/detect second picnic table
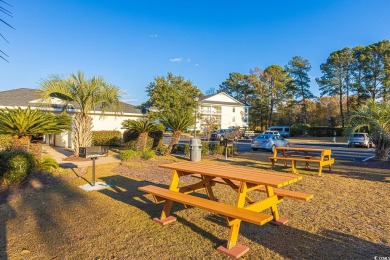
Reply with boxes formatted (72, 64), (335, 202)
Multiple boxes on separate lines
(269, 147), (335, 176)
(138, 161), (313, 258)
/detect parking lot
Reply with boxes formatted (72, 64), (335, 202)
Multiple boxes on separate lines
(170, 137), (384, 162)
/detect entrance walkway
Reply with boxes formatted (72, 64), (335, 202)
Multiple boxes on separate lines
(42, 145), (121, 168)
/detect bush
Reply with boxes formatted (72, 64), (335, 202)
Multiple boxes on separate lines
(119, 150), (141, 161)
(201, 142), (210, 156)
(141, 150), (156, 160)
(123, 128), (164, 151)
(157, 144), (169, 155)
(308, 127), (344, 137)
(211, 143), (224, 155)
(38, 156), (59, 172)
(184, 144), (190, 157)
(0, 134), (12, 152)
(0, 151), (35, 185)
(290, 124), (310, 137)
(92, 131), (122, 146)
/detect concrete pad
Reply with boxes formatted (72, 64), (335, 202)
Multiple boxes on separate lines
(217, 243), (249, 259)
(79, 182), (111, 191)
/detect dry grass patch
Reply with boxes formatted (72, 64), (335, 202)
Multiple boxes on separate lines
(0, 155), (389, 259)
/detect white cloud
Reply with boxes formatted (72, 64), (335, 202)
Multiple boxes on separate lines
(169, 57), (192, 63)
(150, 34), (158, 38)
(170, 57), (183, 63)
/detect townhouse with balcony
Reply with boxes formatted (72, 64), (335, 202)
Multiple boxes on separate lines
(197, 92), (249, 131)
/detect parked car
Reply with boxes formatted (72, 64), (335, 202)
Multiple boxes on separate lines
(347, 133), (373, 148)
(210, 129), (234, 141)
(251, 134), (290, 152)
(267, 126), (290, 137)
(263, 130), (280, 136)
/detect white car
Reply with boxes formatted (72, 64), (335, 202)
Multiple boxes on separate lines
(251, 134), (290, 152)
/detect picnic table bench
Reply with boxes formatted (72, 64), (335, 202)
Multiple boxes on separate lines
(269, 147), (335, 176)
(138, 162), (313, 259)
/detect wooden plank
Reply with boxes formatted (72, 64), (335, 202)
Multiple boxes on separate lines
(139, 185), (274, 226)
(159, 162), (301, 188)
(190, 174), (313, 201)
(256, 186), (313, 201)
(275, 147), (330, 153)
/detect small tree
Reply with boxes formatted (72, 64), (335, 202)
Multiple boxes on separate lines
(347, 99), (390, 161)
(161, 112), (194, 156)
(202, 116), (219, 140)
(122, 119), (156, 151)
(40, 71), (121, 156)
(0, 107), (71, 152)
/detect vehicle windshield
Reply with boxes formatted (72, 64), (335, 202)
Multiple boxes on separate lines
(352, 134), (366, 138)
(255, 135), (271, 139)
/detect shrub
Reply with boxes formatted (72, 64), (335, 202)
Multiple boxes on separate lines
(92, 131), (122, 146)
(141, 150), (156, 160)
(157, 144), (169, 155)
(211, 143), (224, 155)
(0, 134), (12, 152)
(290, 124), (310, 137)
(123, 128), (164, 150)
(119, 150), (141, 161)
(0, 151), (35, 185)
(38, 156), (59, 172)
(201, 142), (210, 156)
(184, 144), (190, 157)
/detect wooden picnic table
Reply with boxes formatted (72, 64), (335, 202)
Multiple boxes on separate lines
(138, 161), (313, 259)
(269, 147), (335, 176)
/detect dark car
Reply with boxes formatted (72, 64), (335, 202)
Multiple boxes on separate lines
(347, 133), (373, 148)
(210, 129), (234, 141)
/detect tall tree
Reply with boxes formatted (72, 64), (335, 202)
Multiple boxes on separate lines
(361, 41), (388, 100)
(0, 107), (71, 152)
(316, 49), (351, 127)
(146, 73), (202, 154)
(351, 46), (369, 106)
(40, 71), (121, 156)
(285, 56), (314, 124)
(261, 65), (291, 127)
(219, 72), (254, 104)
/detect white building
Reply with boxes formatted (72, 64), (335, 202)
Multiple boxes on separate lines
(0, 88), (145, 148)
(197, 92), (249, 131)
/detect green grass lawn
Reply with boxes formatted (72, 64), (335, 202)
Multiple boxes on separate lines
(1, 155), (389, 259)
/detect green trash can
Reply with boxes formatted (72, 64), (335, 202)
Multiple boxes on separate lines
(190, 138), (202, 162)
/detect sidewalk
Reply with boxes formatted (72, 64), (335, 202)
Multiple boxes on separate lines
(42, 145), (121, 168)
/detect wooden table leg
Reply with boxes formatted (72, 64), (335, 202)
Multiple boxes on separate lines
(217, 182), (249, 258)
(266, 186), (288, 226)
(154, 170), (180, 225)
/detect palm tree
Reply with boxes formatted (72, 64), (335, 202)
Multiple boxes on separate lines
(122, 119), (156, 151)
(0, 107), (71, 152)
(161, 112), (194, 156)
(347, 99), (390, 161)
(40, 71), (121, 156)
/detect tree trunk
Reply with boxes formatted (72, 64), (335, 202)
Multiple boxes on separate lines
(73, 113), (93, 157)
(374, 148), (389, 161)
(137, 132), (148, 151)
(164, 130), (181, 156)
(11, 136), (30, 152)
(339, 85), (345, 127)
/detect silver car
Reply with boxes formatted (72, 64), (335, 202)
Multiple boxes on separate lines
(251, 134), (290, 152)
(347, 133), (373, 148)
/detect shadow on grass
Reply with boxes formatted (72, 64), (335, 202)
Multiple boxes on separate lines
(0, 172), (87, 258)
(205, 214), (390, 258)
(336, 161), (390, 183)
(98, 175), (223, 246)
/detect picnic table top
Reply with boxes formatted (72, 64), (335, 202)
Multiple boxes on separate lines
(274, 147), (331, 152)
(159, 162), (302, 188)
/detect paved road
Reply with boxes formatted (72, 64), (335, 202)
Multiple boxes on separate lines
(169, 137), (382, 162)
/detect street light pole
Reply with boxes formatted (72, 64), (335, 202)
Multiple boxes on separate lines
(194, 97), (199, 138)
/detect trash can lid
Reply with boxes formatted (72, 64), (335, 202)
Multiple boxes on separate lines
(190, 138), (201, 145)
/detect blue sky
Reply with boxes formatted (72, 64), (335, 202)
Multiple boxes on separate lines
(1, 0), (390, 105)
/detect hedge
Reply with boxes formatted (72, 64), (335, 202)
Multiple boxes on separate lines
(92, 131), (122, 146)
(123, 129), (164, 151)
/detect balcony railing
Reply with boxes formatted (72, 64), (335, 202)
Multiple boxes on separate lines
(200, 109), (222, 114)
